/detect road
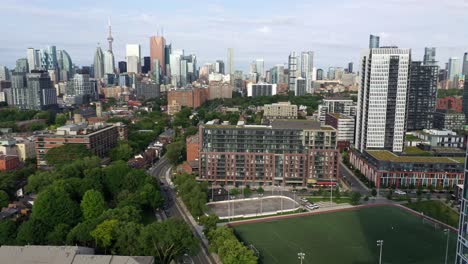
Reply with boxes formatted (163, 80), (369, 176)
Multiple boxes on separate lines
(149, 157), (214, 264)
(339, 161), (369, 194)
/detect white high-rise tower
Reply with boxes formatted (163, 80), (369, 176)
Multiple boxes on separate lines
(355, 47), (411, 153)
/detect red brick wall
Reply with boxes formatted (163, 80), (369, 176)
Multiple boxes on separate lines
(437, 97), (462, 113)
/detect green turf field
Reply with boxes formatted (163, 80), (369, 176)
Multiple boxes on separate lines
(234, 206), (457, 264)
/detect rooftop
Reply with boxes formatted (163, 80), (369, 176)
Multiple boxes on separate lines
(271, 119), (321, 130)
(366, 150), (464, 164)
(327, 112), (353, 119)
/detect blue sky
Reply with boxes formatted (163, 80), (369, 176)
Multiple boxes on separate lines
(1, 0), (468, 71)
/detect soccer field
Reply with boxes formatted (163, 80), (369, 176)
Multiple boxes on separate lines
(234, 206), (457, 264)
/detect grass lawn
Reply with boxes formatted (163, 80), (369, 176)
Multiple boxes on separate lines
(405, 200), (459, 228)
(307, 197), (352, 204)
(234, 206), (457, 264)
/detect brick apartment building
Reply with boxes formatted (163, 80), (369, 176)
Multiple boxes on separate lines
(198, 120), (340, 187)
(436, 96), (462, 113)
(167, 87), (208, 110)
(0, 155), (20, 171)
(35, 123), (119, 167)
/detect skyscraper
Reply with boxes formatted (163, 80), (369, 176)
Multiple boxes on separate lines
(369, 34), (380, 48)
(423, 47), (437, 66)
(118, 61), (127, 74)
(448, 57), (461, 86)
(68, 70), (93, 96)
(256, 58), (264, 79)
(152, 59), (161, 84)
(288, 52), (297, 91)
(316, 69), (323, 80)
(355, 47), (411, 153)
(58, 50), (73, 81)
(295, 77), (306, 96)
(406, 61), (438, 131)
(164, 44), (172, 77)
(463, 52), (468, 76)
(327, 67), (335, 80)
(103, 50), (115, 74)
(0, 66), (10, 81)
(150, 36), (166, 75)
(93, 46), (104, 80)
(27, 48), (39, 72)
(300, 51), (314, 93)
(126, 44), (141, 74)
(142, 56), (151, 74)
(227, 48), (234, 75)
(215, 60), (225, 74)
(169, 49), (183, 87)
(348, 62), (354, 73)
(12, 71), (57, 110)
(15, 58), (29, 73)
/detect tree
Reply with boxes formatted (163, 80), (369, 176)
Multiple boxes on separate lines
(350, 192), (362, 205)
(47, 223), (70, 245)
(199, 214), (219, 235)
(0, 190), (9, 208)
(31, 186), (81, 231)
(54, 113), (67, 126)
(16, 218), (48, 245)
(81, 190), (107, 220)
(45, 144), (93, 167)
(109, 142), (134, 161)
(371, 188), (377, 197)
(243, 186), (252, 198)
(102, 161), (131, 197)
(166, 141), (185, 166)
(91, 219), (119, 253)
(139, 219), (199, 264)
(230, 188), (239, 196)
(113, 221), (144, 255)
(257, 187), (264, 195)
(207, 227), (257, 264)
(0, 220), (17, 245)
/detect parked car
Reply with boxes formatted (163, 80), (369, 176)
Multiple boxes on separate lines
(395, 190), (406, 195)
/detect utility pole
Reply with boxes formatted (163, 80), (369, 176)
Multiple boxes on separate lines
(298, 252), (305, 264)
(377, 240), (384, 264)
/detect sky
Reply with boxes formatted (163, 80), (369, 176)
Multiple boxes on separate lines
(1, 0), (468, 72)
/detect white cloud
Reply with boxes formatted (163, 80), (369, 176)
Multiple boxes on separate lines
(256, 26), (272, 34)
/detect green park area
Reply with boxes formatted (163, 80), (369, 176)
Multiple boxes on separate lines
(405, 200), (459, 228)
(234, 206), (457, 264)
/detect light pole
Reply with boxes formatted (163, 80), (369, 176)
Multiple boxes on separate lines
(377, 240), (384, 264)
(444, 229), (450, 264)
(298, 252), (305, 264)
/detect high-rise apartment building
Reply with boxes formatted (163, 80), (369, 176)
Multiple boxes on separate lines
(406, 61), (438, 131)
(27, 48), (40, 72)
(15, 58), (29, 73)
(348, 62), (354, 73)
(355, 47), (411, 153)
(198, 120), (339, 186)
(448, 57), (461, 85)
(256, 58), (264, 79)
(150, 36), (166, 75)
(288, 52), (297, 91)
(423, 47), (437, 66)
(300, 51), (314, 93)
(93, 46), (104, 80)
(327, 67), (335, 80)
(0, 66), (10, 81)
(369, 34), (380, 48)
(215, 60), (225, 74)
(295, 77), (306, 96)
(463, 52), (468, 77)
(67, 71), (94, 97)
(126, 44), (141, 74)
(227, 48), (234, 75)
(12, 70), (57, 110)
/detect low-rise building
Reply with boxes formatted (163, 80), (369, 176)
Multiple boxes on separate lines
(433, 109), (465, 131)
(437, 96), (462, 113)
(0, 155), (20, 171)
(0, 245), (154, 264)
(186, 134), (199, 162)
(15, 138), (36, 161)
(325, 113), (355, 151)
(349, 149), (464, 188)
(208, 81), (232, 100)
(263, 102), (298, 120)
(35, 123), (119, 167)
(167, 87), (208, 110)
(412, 129), (464, 148)
(198, 120), (339, 187)
(167, 100), (182, 115)
(318, 96), (356, 123)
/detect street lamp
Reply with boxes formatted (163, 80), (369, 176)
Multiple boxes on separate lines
(444, 229), (450, 264)
(298, 252), (305, 264)
(376, 240), (384, 264)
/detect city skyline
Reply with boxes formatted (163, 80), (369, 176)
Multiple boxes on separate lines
(1, 0), (468, 71)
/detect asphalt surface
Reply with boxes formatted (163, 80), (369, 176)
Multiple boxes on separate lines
(149, 157), (213, 264)
(339, 161), (370, 194)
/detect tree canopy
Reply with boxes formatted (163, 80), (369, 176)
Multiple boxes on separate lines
(45, 144), (93, 167)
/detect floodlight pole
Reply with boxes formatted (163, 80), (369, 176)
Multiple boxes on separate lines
(377, 240), (384, 264)
(298, 252), (305, 264)
(444, 229), (450, 264)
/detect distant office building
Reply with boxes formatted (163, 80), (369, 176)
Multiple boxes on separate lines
(318, 96), (357, 123)
(227, 48), (234, 75)
(67, 71), (94, 97)
(0, 66), (10, 81)
(93, 46), (104, 79)
(263, 102), (298, 120)
(103, 50), (115, 74)
(256, 59), (264, 79)
(348, 62), (354, 73)
(423, 47), (437, 66)
(118, 74), (130, 87)
(199, 120), (339, 187)
(448, 57), (461, 86)
(301, 51), (314, 93)
(355, 47), (411, 153)
(247, 82), (277, 97)
(142, 56), (151, 74)
(406, 61), (438, 131)
(126, 44), (141, 73)
(271, 65), (285, 85)
(463, 52), (468, 77)
(136, 79), (160, 100)
(316, 69), (323, 80)
(288, 52), (297, 91)
(164, 44), (172, 76)
(12, 71), (57, 110)
(152, 59), (161, 84)
(215, 60), (225, 74)
(295, 77), (306, 96)
(15, 58), (29, 73)
(27, 48), (40, 72)
(150, 36), (166, 75)
(327, 67), (335, 80)
(118, 61), (127, 73)
(57, 50), (73, 81)
(369, 34), (380, 48)
(433, 109), (465, 131)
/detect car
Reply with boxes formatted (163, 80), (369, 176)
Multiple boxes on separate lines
(395, 190), (406, 195)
